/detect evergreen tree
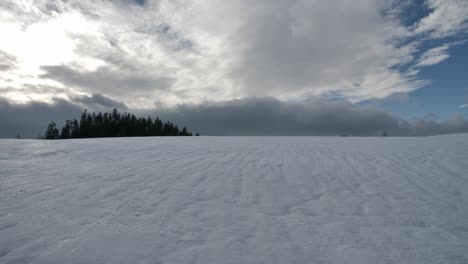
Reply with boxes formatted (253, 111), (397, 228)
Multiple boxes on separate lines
(79, 110), (88, 138)
(61, 120), (71, 139)
(71, 119), (80, 138)
(45, 121), (60, 139)
(45, 109), (193, 139)
(154, 117), (163, 136)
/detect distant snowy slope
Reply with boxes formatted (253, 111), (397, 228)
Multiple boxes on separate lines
(1, 135), (468, 264)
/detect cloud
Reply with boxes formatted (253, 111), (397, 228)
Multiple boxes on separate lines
(404, 112), (468, 136)
(2, 97), (467, 138)
(222, 0), (417, 100)
(2, 1), (467, 138)
(413, 0), (468, 39)
(0, 0), (467, 107)
(368, 92), (411, 104)
(40, 65), (174, 96)
(71, 93), (128, 110)
(0, 50), (17, 72)
(126, 0), (146, 6)
(0, 93), (127, 138)
(136, 22), (194, 52)
(0, 97), (83, 138)
(459, 96), (468, 108)
(151, 97), (468, 136)
(149, 97), (403, 136)
(415, 45), (450, 67)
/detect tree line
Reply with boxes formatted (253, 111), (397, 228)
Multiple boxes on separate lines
(45, 109), (196, 139)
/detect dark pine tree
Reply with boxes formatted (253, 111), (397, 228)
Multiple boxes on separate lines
(79, 110), (88, 138)
(45, 109), (193, 139)
(60, 120), (71, 139)
(45, 121), (60, 139)
(71, 119), (80, 138)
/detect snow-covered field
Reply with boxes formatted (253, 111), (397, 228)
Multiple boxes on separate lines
(1, 135), (468, 264)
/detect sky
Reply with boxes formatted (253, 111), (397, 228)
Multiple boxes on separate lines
(0, 0), (468, 137)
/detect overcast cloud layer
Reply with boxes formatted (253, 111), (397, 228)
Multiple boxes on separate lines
(0, 0), (468, 107)
(1, 95), (468, 138)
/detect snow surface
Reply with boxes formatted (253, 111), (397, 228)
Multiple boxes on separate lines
(1, 135), (468, 264)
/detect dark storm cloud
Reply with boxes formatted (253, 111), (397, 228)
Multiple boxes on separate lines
(2, 97), (468, 138)
(148, 98), (398, 136)
(0, 97), (82, 138)
(403, 114), (468, 136)
(40, 65), (174, 95)
(72, 93), (128, 109)
(0, 93), (129, 138)
(147, 98), (468, 136)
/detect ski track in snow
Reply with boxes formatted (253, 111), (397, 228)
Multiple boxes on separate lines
(1, 135), (468, 264)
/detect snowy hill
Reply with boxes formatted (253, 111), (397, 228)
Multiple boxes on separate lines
(1, 135), (468, 264)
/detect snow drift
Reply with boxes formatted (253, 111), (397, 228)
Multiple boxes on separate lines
(1, 135), (467, 263)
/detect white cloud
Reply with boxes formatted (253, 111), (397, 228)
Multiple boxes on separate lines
(415, 45), (450, 67)
(0, 0), (467, 108)
(413, 0), (468, 39)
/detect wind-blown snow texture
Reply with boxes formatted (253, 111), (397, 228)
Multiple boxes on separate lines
(1, 135), (468, 264)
